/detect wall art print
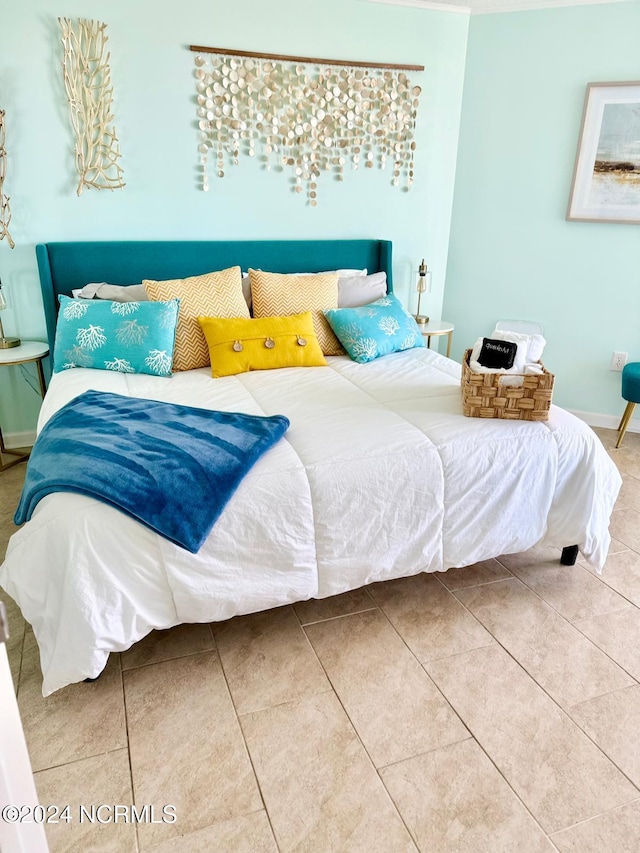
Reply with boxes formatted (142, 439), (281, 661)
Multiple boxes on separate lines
(0, 110), (15, 248)
(59, 17), (125, 196)
(192, 47), (423, 205)
(567, 81), (640, 224)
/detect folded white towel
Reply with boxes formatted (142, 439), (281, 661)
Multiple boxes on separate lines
(498, 375), (525, 387)
(491, 329), (546, 363)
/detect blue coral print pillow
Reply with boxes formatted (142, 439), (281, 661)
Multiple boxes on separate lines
(324, 293), (425, 364)
(53, 295), (179, 376)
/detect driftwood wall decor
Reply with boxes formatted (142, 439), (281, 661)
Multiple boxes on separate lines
(0, 110), (14, 248)
(191, 46), (423, 205)
(59, 17), (125, 196)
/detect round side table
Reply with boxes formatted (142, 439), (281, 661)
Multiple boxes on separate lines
(0, 341), (49, 471)
(418, 320), (454, 358)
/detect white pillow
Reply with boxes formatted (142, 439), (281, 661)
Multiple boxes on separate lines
(288, 268), (368, 277)
(74, 282), (148, 302)
(338, 271), (387, 308)
(490, 329), (546, 363)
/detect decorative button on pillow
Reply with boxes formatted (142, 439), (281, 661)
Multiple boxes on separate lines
(54, 295), (179, 376)
(324, 294), (425, 364)
(249, 270), (341, 356)
(144, 267), (249, 371)
(198, 312), (326, 377)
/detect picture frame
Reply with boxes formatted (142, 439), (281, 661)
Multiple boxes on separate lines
(567, 81), (640, 224)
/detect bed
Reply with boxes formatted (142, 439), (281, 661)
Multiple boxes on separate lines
(0, 239), (622, 696)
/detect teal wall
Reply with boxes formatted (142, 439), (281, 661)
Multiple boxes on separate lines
(445, 1), (640, 419)
(0, 0), (469, 440)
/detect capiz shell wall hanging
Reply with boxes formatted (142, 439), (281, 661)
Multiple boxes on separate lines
(191, 46), (424, 205)
(0, 110), (15, 248)
(59, 18), (125, 196)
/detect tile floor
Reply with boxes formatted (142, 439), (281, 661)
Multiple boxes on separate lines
(2, 427), (640, 851)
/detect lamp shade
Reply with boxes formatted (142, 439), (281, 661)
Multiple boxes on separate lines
(0, 279), (20, 348)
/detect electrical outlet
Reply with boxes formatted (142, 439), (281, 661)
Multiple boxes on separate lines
(610, 351), (628, 372)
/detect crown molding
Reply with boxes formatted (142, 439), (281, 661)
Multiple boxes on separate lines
(470, 0), (636, 14)
(360, 0), (470, 14)
(361, 0), (636, 16)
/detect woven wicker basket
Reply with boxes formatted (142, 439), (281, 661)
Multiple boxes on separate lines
(461, 348), (554, 421)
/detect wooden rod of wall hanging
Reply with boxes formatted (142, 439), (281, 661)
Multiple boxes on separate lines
(189, 45), (424, 72)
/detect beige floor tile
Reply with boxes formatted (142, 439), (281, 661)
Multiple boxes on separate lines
(506, 560), (628, 622)
(240, 692), (415, 852)
(580, 549), (640, 607)
(369, 573), (493, 662)
(618, 474), (640, 513)
(551, 801), (640, 852)
(147, 810), (277, 853)
(124, 651), (261, 849)
(438, 558), (512, 591)
(576, 606), (640, 681)
(380, 739), (553, 852)
(18, 632), (126, 772)
(455, 579), (633, 708)
(607, 537), (631, 555)
(35, 749), (135, 853)
(293, 587), (377, 624)
(0, 462), (26, 554)
(212, 605), (330, 714)
(610, 507), (640, 553)
(610, 441), (640, 479)
(121, 622), (215, 670)
(496, 545), (562, 572)
(305, 609), (468, 767)
(569, 685), (640, 787)
(9, 644), (21, 692)
(425, 645), (638, 834)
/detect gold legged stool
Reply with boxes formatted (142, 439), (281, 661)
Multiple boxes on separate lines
(616, 362), (640, 448)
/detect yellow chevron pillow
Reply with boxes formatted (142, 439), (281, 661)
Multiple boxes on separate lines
(249, 270), (342, 356)
(198, 312), (327, 377)
(144, 267), (249, 371)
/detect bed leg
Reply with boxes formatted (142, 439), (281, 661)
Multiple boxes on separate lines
(560, 545), (579, 566)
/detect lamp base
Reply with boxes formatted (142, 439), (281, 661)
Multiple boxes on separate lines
(414, 315), (430, 326)
(0, 337), (20, 349)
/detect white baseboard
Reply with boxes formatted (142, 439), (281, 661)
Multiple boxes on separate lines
(2, 430), (36, 450)
(569, 410), (640, 434)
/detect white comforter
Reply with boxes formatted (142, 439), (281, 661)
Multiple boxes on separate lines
(1, 348), (621, 695)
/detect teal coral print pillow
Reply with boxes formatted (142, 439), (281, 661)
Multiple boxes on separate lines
(54, 296), (180, 376)
(324, 294), (425, 364)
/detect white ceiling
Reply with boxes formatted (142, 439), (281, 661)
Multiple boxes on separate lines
(365, 0), (636, 16)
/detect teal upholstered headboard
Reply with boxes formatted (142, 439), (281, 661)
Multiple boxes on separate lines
(36, 239), (393, 355)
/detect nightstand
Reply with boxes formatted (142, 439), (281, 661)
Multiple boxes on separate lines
(418, 320), (454, 358)
(0, 341), (49, 471)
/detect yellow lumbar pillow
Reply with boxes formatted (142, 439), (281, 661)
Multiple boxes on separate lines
(198, 312), (327, 378)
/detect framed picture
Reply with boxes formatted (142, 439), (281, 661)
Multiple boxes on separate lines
(567, 81), (640, 224)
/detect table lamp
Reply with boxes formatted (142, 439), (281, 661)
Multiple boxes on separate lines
(0, 278), (20, 348)
(414, 259), (431, 326)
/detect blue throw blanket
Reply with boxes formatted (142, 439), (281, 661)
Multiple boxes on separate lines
(15, 390), (289, 553)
